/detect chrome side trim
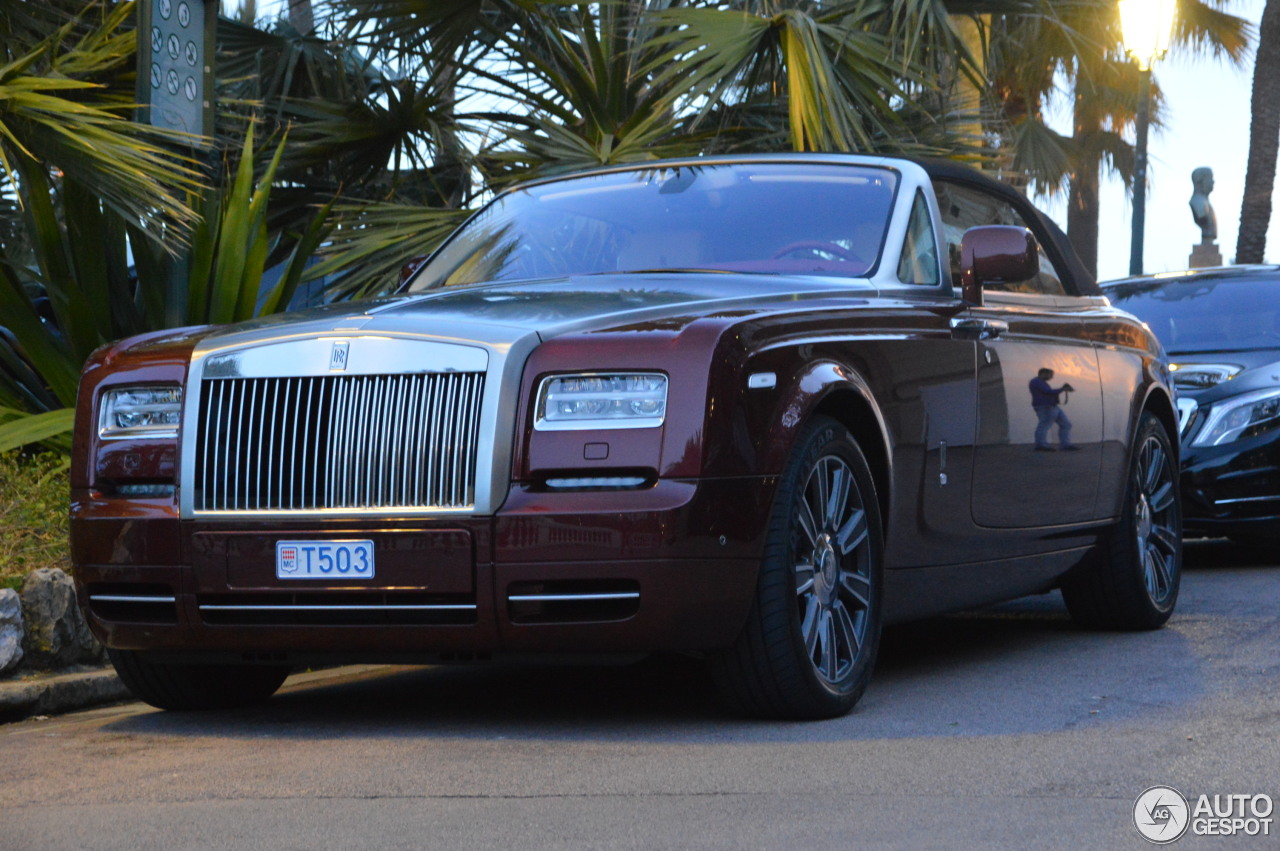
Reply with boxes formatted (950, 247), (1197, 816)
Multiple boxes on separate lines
(199, 604), (477, 612)
(507, 592), (641, 602)
(1176, 397), (1198, 436)
(89, 595), (178, 603)
(1214, 495), (1280, 505)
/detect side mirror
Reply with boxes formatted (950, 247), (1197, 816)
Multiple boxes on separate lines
(959, 226), (1039, 306)
(399, 254), (430, 287)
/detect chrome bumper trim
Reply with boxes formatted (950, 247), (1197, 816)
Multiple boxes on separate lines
(507, 592), (641, 602)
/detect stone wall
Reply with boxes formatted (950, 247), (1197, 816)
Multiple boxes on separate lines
(0, 568), (105, 678)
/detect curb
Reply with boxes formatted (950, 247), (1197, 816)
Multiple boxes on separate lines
(0, 667), (131, 724)
(0, 663), (398, 725)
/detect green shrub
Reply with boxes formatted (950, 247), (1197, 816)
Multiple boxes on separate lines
(0, 450), (70, 587)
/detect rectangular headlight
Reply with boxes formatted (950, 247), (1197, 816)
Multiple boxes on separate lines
(535, 373), (667, 431)
(99, 386), (183, 440)
(1192, 387), (1280, 446)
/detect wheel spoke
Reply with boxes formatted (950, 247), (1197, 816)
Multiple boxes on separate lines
(839, 569), (871, 609)
(827, 464), (850, 530)
(821, 610), (837, 678)
(1150, 481), (1175, 513)
(813, 461), (830, 530)
(1142, 441), (1165, 494)
(836, 508), (868, 555)
(1151, 546), (1172, 598)
(796, 497), (819, 547)
(795, 562), (816, 596)
(833, 600), (861, 659)
(1151, 523), (1180, 557)
(1146, 545), (1167, 596)
(801, 596), (821, 657)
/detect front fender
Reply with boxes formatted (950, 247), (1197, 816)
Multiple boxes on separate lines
(760, 360), (891, 478)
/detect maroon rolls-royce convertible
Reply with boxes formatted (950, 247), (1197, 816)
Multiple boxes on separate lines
(71, 155), (1181, 719)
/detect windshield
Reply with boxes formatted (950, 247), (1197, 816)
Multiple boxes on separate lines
(1107, 277), (1280, 353)
(406, 163), (898, 291)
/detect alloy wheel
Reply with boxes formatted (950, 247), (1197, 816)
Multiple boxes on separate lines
(793, 455), (873, 684)
(1133, 434), (1179, 605)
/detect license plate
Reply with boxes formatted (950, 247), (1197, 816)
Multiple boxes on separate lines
(275, 540), (375, 580)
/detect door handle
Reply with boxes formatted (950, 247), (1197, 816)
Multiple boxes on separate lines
(950, 317), (1008, 340)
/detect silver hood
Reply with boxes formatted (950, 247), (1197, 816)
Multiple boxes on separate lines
(179, 273), (872, 520)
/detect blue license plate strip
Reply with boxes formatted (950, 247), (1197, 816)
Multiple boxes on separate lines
(275, 540), (375, 580)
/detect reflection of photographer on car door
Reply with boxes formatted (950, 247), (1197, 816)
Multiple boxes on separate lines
(1030, 368), (1077, 451)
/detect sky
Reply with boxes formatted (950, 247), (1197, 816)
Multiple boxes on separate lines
(228, 0), (1278, 281)
(1065, 0), (1280, 281)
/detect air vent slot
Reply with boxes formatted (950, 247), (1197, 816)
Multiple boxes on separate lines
(87, 584), (178, 624)
(507, 580), (640, 624)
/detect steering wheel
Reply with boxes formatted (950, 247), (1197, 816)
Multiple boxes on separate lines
(771, 241), (861, 263)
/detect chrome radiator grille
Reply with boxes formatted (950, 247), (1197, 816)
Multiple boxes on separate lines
(194, 373), (485, 512)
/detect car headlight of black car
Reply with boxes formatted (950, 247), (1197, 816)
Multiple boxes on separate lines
(1192, 387), (1280, 446)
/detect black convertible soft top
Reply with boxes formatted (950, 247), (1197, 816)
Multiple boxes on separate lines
(916, 158), (1102, 297)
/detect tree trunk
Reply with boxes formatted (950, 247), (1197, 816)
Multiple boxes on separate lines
(1237, 0), (1280, 264)
(1067, 90), (1100, 279)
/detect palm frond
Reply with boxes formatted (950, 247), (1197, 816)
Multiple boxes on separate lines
(309, 201), (471, 299)
(0, 2), (204, 245)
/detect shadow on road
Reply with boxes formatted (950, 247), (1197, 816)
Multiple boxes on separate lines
(98, 574), (1213, 744)
(1183, 536), (1277, 571)
(97, 539), (1274, 742)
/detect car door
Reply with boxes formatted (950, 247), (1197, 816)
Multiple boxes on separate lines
(936, 180), (1104, 528)
(886, 189), (981, 565)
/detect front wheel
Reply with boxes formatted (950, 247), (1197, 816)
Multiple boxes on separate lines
(1062, 412), (1182, 630)
(109, 649), (291, 711)
(712, 417), (884, 719)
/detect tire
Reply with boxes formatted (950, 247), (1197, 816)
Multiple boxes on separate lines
(712, 416), (884, 719)
(1062, 412), (1181, 630)
(108, 649), (290, 711)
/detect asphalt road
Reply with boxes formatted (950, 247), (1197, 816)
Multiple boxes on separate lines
(4, 539), (1279, 850)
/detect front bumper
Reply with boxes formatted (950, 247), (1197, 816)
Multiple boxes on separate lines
(71, 478), (774, 663)
(1181, 428), (1280, 540)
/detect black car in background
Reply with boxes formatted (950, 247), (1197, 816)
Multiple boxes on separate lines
(1105, 266), (1280, 544)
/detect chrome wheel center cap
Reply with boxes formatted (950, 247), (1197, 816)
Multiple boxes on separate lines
(814, 534), (838, 600)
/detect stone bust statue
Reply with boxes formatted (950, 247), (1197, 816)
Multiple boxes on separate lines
(1190, 166), (1217, 242)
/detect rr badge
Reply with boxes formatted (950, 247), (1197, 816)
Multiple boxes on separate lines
(329, 341), (350, 371)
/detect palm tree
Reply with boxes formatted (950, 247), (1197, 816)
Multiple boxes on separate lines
(1237, 0), (1280, 264)
(0, 0), (205, 440)
(0, 1), (336, 450)
(0, 0), (202, 244)
(311, 0), (991, 295)
(979, 0), (1249, 278)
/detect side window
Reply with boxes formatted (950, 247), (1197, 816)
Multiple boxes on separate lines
(897, 190), (940, 285)
(934, 181), (1067, 296)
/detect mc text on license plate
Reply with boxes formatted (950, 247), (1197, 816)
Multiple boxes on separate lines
(276, 540), (375, 580)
